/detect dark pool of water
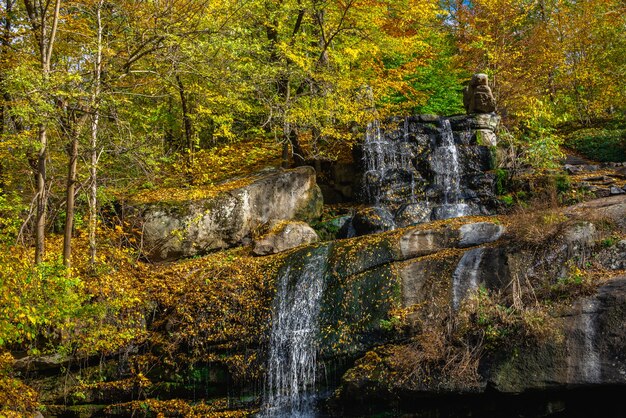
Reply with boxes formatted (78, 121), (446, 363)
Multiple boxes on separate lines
(314, 385), (626, 417)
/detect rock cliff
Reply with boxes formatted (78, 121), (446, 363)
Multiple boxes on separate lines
(125, 167), (323, 261)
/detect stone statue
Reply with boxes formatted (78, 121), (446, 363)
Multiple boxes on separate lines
(463, 73), (496, 114)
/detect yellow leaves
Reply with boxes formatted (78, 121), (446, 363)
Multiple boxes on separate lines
(0, 352), (40, 415)
(343, 46), (361, 61)
(145, 247), (279, 362)
(106, 397), (255, 417)
(127, 137), (282, 203)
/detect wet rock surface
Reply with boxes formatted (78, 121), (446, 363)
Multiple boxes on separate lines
(359, 114), (499, 230)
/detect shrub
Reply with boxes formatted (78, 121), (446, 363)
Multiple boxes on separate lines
(548, 264), (596, 301)
(0, 255), (85, 349)
(514, 99), (565, 169)
(565, 128), (626, 162)
(0, 190), (26, 244)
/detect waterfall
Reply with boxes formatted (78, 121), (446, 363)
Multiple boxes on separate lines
(431, 119), (470, 220)
(567, 297), (602, 384)
(261, 246), (329, 417)
(362, 118), (414, 208)
(358, 115), (486, 233)
(362, 119), (387, 205)
(452, 248), (485, 310)
(580, 299), (601, 383)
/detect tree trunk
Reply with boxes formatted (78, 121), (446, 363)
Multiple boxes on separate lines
(281, 142), (290, 168)
(88, 113), (99, 264)
(176, 74), (193, 153)
(34, 125), (47, 263)
(25, 0), (62, 264)
(289, 129), (306, 166)
(63, 135), (78, 267)
(0, 0), (14, 188)
(89, 0), (104, 265)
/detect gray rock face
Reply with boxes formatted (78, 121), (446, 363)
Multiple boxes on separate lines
(458, 222), (505, 247)
(564, 195), (626, 231)
(491, 277), (626, 392)
(314, 197), (626, 403)
(595, 239), (626, 270)
(398, 227), (457, 259)
(351, 206), (396, 236)
(13, 353), (68, 372)
(358, 114), (500, 231)
(252, 220), (319, 255)
(474, 129), (498, 146)
(128, 167), (323, 261)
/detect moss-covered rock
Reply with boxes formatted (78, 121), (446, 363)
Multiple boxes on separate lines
(252, 220), (319, 255)
(125, 167), (323, 261)
(320, 263), (402, 358)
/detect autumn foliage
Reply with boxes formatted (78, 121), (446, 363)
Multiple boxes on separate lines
(0, 0), (624, 415)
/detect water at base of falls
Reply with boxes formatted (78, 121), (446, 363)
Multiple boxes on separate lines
(259, 246), (330, 417)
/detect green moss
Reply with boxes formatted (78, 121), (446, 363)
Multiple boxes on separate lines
(329, 236), (399, 278)
(320, 264), (402, 357)
(499, 195), (514, 206)
(489, 145), (498, 170)
(554, 174), (571, 194)
(494, 168), (509, 195)
(312, 216), (348, 241)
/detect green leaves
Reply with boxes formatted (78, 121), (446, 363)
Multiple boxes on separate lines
(0, 256), (83, 348)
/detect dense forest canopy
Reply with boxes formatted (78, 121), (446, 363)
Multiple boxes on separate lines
(1, 0), (623, 197)
(0, 1), (624, 409)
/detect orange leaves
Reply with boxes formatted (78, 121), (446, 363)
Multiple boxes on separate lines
(454, 0), (625, 126)
(140, 248), (283, 381)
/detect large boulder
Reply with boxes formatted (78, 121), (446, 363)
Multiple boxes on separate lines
(351, 206), (396, 236)
(126, 167), (323, 261)
(252, 220), (320, 255)
(458, 221), (505, 247)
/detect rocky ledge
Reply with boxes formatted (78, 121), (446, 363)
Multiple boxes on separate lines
(248, 194), (626, 410)
(316, 194), (626, 411)
(124, 167), (323, 261)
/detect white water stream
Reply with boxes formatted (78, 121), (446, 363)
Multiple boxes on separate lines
(260, 247), (329, 417)
(452, 247), (485, 310)
(431, 119), (470, 219)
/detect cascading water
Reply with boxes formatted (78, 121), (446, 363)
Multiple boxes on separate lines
(260, 246), (329, 417)
(362, 118), (415, 209)
(431, 119), (470, 220)
(356, 114), (494, 235)
(580, 299), (601, 383)
(452, 247), (485, 310)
